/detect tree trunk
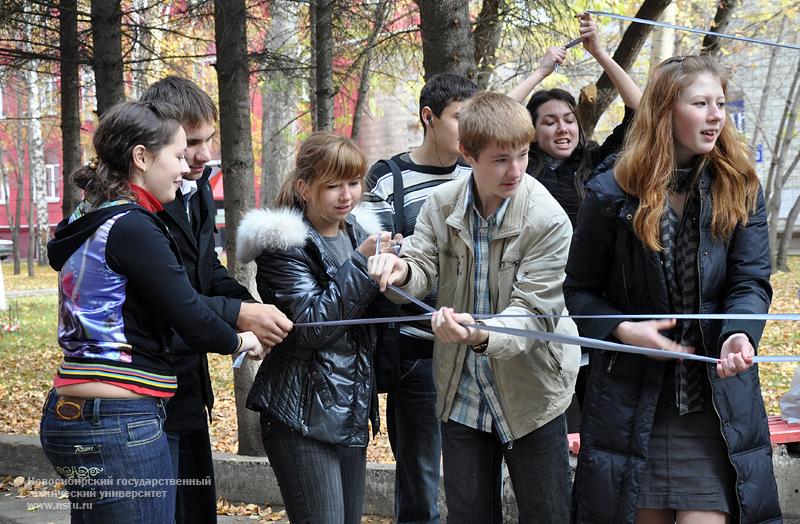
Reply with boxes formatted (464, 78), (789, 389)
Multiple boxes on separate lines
(649, 2), (675, 65)
(27, 157), (35, 277)
(767, 57), (800, 265)
(260, 0), (299, 207)
(60, 0), (82, 217)
(776, 191), (800, 271)
(700, 0), (740, 56)
(754, 16), (786, 200)
(214, 0), (262, 457)
(313, 0), (334, 131)
(307, 1), (318, 131)
(26, 64), (49, 267)
(129, 0), (154, 99)
(91, 0), (124, 117)
(576, 0), (672, 138)
(3, 126), (26, 275)
(350, 0), (389, 140)
(473, 0), (504, 90)
(415, 0), (476, 81)
(0, 149), (22, 275)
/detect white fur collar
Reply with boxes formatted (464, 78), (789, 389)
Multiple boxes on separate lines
(349, 203), (382, 235)
(236, 208), (309, 263)
(236, 206), (384, 263)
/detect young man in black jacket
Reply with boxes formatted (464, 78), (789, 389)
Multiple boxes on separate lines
(141, 77), (292, 523)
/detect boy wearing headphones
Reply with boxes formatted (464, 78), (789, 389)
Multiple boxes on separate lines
(353, 73), (477, 524)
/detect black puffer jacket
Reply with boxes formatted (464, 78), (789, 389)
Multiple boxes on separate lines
(564, 168), (780, 523)
(237, 208), (380, 447)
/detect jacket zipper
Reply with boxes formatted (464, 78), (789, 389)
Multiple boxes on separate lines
(696, 187), (742, 521)
(621, 264), (631, 312)
(300, 375), (312, 435)
(606, 353), (618, 373)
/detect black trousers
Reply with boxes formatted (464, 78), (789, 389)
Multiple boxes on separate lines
(167, 422), (217, 524)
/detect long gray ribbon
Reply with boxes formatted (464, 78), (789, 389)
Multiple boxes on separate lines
(588, 10), (800, 52)
(287, 311), (800, 327)
(233, 283), (800, 368)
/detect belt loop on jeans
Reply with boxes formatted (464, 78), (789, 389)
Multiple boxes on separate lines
(91, 398), (101, 426)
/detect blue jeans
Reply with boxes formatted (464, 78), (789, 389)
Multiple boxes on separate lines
(260, 414), (366, 524)
(441, 414), (571, 524)
(39, 389), (174, 523)
(386, 357), (441, 523)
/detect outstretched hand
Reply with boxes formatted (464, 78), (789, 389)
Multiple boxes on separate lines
(368, 252), (409, 292)
(578, 12), (602, 57)
(537, 46), (567, 74)
(431, 307), (487, 346)
(237, 331), (268, 360)
(612, 319), (695, 360)
(717, 333), (754, 378)
(357, 231), (398, 258)
(237, 302), (293, 349)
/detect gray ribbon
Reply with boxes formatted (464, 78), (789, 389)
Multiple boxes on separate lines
(589, 10), (800, 51)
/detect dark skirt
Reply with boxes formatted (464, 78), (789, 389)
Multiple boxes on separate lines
(636, 366), (737, 514)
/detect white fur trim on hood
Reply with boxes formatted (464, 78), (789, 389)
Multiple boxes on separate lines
(236, 208), (309, 264)
(350, 203), (383, 235)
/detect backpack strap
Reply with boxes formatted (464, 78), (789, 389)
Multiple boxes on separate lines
(379, 158), (404, 236)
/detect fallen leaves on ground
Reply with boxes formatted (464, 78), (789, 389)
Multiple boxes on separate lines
(1, 262), (58, 292)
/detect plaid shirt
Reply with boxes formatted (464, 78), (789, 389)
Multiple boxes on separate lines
(447, 177), (513, 444)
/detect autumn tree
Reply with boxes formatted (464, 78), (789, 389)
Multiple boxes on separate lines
(576, 0), (672, 137)
(91, 0), (124, 116)
(59, 0), (82, 217)
(416, 0), (476, 80)
(214, 0), (263, 456)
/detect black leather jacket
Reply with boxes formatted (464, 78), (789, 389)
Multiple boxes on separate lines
(564, 168), (780, 523)
(238, 208), (380, 447)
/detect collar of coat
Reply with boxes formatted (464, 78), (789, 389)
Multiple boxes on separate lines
(443, 174), (537, 240)
(236, 207), (375, 264)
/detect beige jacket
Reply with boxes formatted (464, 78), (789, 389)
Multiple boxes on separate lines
(395, 174), (580, 440)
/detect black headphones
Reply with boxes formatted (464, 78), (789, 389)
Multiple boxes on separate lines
(427, 115), (433, 125)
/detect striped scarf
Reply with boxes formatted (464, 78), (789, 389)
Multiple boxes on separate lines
(659, 167), (705, 415)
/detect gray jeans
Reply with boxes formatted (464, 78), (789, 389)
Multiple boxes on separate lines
(260, 413), (367, 524)
(441, 414), (571, 524)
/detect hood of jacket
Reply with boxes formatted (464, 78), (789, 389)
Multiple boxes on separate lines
(48, 202), (142, 271)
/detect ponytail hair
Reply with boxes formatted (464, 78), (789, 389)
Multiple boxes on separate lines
(275, 132), (367, 209)
(72, 100), (182, 204)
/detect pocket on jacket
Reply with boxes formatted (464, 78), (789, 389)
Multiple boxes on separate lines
(544, 344), (563, 375)
(497, 261), (518, 306)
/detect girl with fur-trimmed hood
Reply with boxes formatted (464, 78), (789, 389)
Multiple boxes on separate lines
(237, 132), (395, 524)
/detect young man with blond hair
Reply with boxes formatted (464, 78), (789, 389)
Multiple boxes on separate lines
(369, 91), (579, 523)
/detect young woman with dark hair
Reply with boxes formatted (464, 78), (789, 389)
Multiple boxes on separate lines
(565, 55), (780, 524)
(237, 132), (395, 524)
(40, 100), (263, 522)
(508, 13), (642, 226)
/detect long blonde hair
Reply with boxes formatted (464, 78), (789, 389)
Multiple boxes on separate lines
(275, 132), (367, 209)
(614, 55), (758, 251)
